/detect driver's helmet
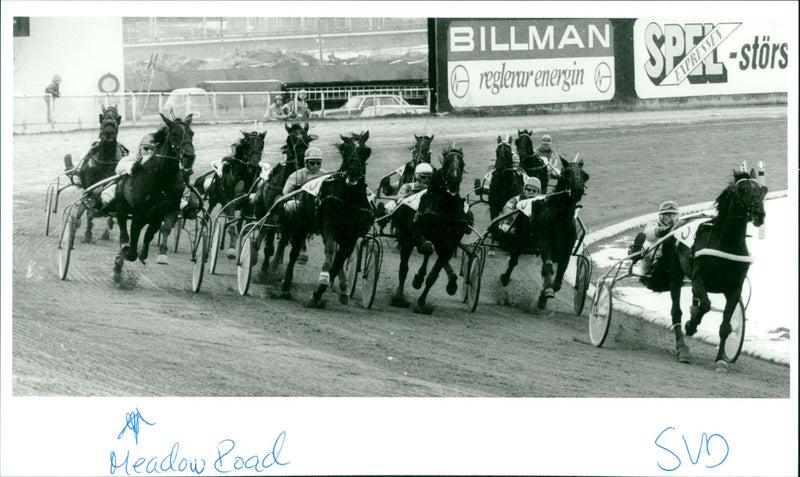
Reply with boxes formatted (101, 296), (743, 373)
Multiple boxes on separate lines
(138, 133), (156, 159)
(658, 200), (680, 227)
(511, 152), (520, 169)
(305, 147), (323, 172)
(523, 176), (541, 198)
(274, 96), (284, 105)
(414, 162), (434, 186)
(540, 134), (552, 150)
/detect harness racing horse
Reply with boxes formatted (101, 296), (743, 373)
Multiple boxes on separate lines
(112, 113), (195, 283)
(309, 132), (374, 307)
(188, 130), (266, 260)
(378, 134), (433, 196)
(488, 136), (524, 225)
(666, 168), (767, 369)
(250, 123), (316, 280)
(515, 129), (549, 191)
(412, 146), (468, 315)
(70, 105), (127, 243)
(535, 156), (589, 310)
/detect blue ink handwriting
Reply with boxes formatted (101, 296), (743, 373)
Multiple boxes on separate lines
(118, 408), (156, 445)
(109, 432), (289, 475)
(655, 426), (729, 472)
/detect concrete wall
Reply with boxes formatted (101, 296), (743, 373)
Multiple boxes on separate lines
(13, 17), (124, 96)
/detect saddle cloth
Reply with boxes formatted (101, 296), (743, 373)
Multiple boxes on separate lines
(398, 189), (470, 215)
(515, 196), (547, 217)
(673, 217), (713, 249)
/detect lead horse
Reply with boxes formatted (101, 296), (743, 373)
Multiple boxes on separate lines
(667, 168), (767, 369)
(112, 113), (195, 282)
(535, 156), (589, 309)
(308, 132), (374, 307)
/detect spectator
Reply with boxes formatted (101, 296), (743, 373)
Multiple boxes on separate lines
(265, 95), (289, 121)
(289, 89), (310, 120)
(44, 74), (62, 124)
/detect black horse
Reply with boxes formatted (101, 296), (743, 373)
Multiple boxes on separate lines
(69, 105), (127, 243)
(535, 156), (589, 309)
(515, 129), (549, 191)
(378, 134), (433, 196)
(308, 132), (374, 307)
(112, 113), (195, 283)
(189, 130), (266, 260)
(411, 146), (468, 315)
(488, 136), (524, 223)
(664, 169), (767, 368)
(250, 123), (316, 279)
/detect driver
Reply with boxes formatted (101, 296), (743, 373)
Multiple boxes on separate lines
(282, 146), (328, 213)
(630, 200), (681, 277)
(87, 133), (154, 210)
(384, 162), (433, 215)
(499, 175), (543, 235)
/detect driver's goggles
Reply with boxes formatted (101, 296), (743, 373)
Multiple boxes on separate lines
(524, 186), (540, 194)
(306, 159), (322, 166)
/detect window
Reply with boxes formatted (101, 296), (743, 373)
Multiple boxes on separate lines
(378, 96), (397, 106)
(361, 97), (376, 108)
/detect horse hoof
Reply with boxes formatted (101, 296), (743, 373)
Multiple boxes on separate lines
(318, 271), (330, 285)
(82, 235), (94, 244)
(544, 288), (555, 299)
(500, 273), (510, 287)
(122, 246), (138, 262)
(225, 248), (236, 260)
(338, 293), (349, 305)
(112, 270), (122, 284)
(390, 295), (410, 308)
(685, 321), (698, 337)
(100, 230), (111, 241)
(446, 279), (458, 296)
(297, 254), (309, 265)
(677, 346), (691, 364)
(552, 281), (562, 293)
(411, 274), (424, 290)
(714, 360), (729, 373)
(413, 303), (434, 315)
(156, 255), (169, 265)
(305, 298), (326, 309)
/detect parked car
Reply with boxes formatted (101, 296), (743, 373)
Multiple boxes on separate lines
(162, 87), (213, 119)
(315, 94), (428, 118)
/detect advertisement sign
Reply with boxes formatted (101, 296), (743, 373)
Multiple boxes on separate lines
(446, 19), (615, 108)
(633, 19), (788, 98)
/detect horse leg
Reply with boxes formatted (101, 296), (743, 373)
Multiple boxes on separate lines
(413, 254), (447, 315)
(268, 233), (288, 279)
(685, 278), (711, 337)
(551, 251), (571, 293)
(537, 259), (555, 309)
(501, 248), (521, 287)
(101, 216), (113, 240)
(391, 240), (414, 307)
(714, 290), (742, 371)
(83, 206), (95, 243)
(122, 218), (144, 262)
(319, 228), (337, 287)
(277, 233), (303, 299)
(670, 284), (690, 363)
(412, 251), (431, 290)
(139, 220), (161, 264)
(157, 212), (177, 264)
(442, 261), (458, 296)
(314, 239), (356, 307)
(225, 210), (238, 260)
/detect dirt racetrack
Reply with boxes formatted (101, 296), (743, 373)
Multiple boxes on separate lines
(10, 106), (790, 397)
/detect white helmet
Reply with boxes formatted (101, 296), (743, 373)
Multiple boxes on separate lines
(414, 162), (433, 185)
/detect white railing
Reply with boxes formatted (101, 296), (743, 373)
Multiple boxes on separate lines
(13, 87), (431, 133)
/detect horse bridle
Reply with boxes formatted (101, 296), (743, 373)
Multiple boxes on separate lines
(342, 138), (366, 184)
(411, 138), (431, 167)
(286, 131), (311, 167)
(728, 178), (764, 222)
(156, 122), (194, 173)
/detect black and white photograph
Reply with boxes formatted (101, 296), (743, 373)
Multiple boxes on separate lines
(2, 2), (797, 476)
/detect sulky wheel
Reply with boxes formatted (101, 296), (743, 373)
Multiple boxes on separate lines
(722, 299), (747, 363)
(45, 183), (57, 236)
(459, 246), (470, 303)
(191, 222), (209, 293)
(464, 246), (484, 312)
(58, 207), (77, 280)
(357, 237), (381, 309)
(208, 216), (226, 275)
(588, 278), (613, 347)
(237, 231), (255, 296)
(345, 237), (362, 299)
(573, 255), (591, 315)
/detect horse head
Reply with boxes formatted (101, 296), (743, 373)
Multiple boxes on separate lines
(719, 169), (768, 226)
(284, 122), (316, 169)
(411, 134), (434, 167)
(495, 135), (514, 170)
(236, 130), (267, 170)
(515, 129), (535, 159)
(556, 155), (590, 203)
(338, 132), (371, 184)
(99, 105), (122, 127)
(440, 145), (465, 194)
(157, 113), (196, 174)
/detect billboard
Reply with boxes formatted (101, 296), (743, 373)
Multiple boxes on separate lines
(443, 19), (615, 108)
(633, 19), (788, 98)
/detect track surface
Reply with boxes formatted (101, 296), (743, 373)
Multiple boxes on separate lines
(11, 106), (790, 397)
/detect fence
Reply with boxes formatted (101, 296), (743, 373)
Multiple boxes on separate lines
(13, 87), (432, 133)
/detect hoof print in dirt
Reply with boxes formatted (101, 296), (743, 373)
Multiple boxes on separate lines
(390, 295), (410, 308)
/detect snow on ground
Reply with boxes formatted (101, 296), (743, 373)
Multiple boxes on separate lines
(586, 197), (792, 364)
